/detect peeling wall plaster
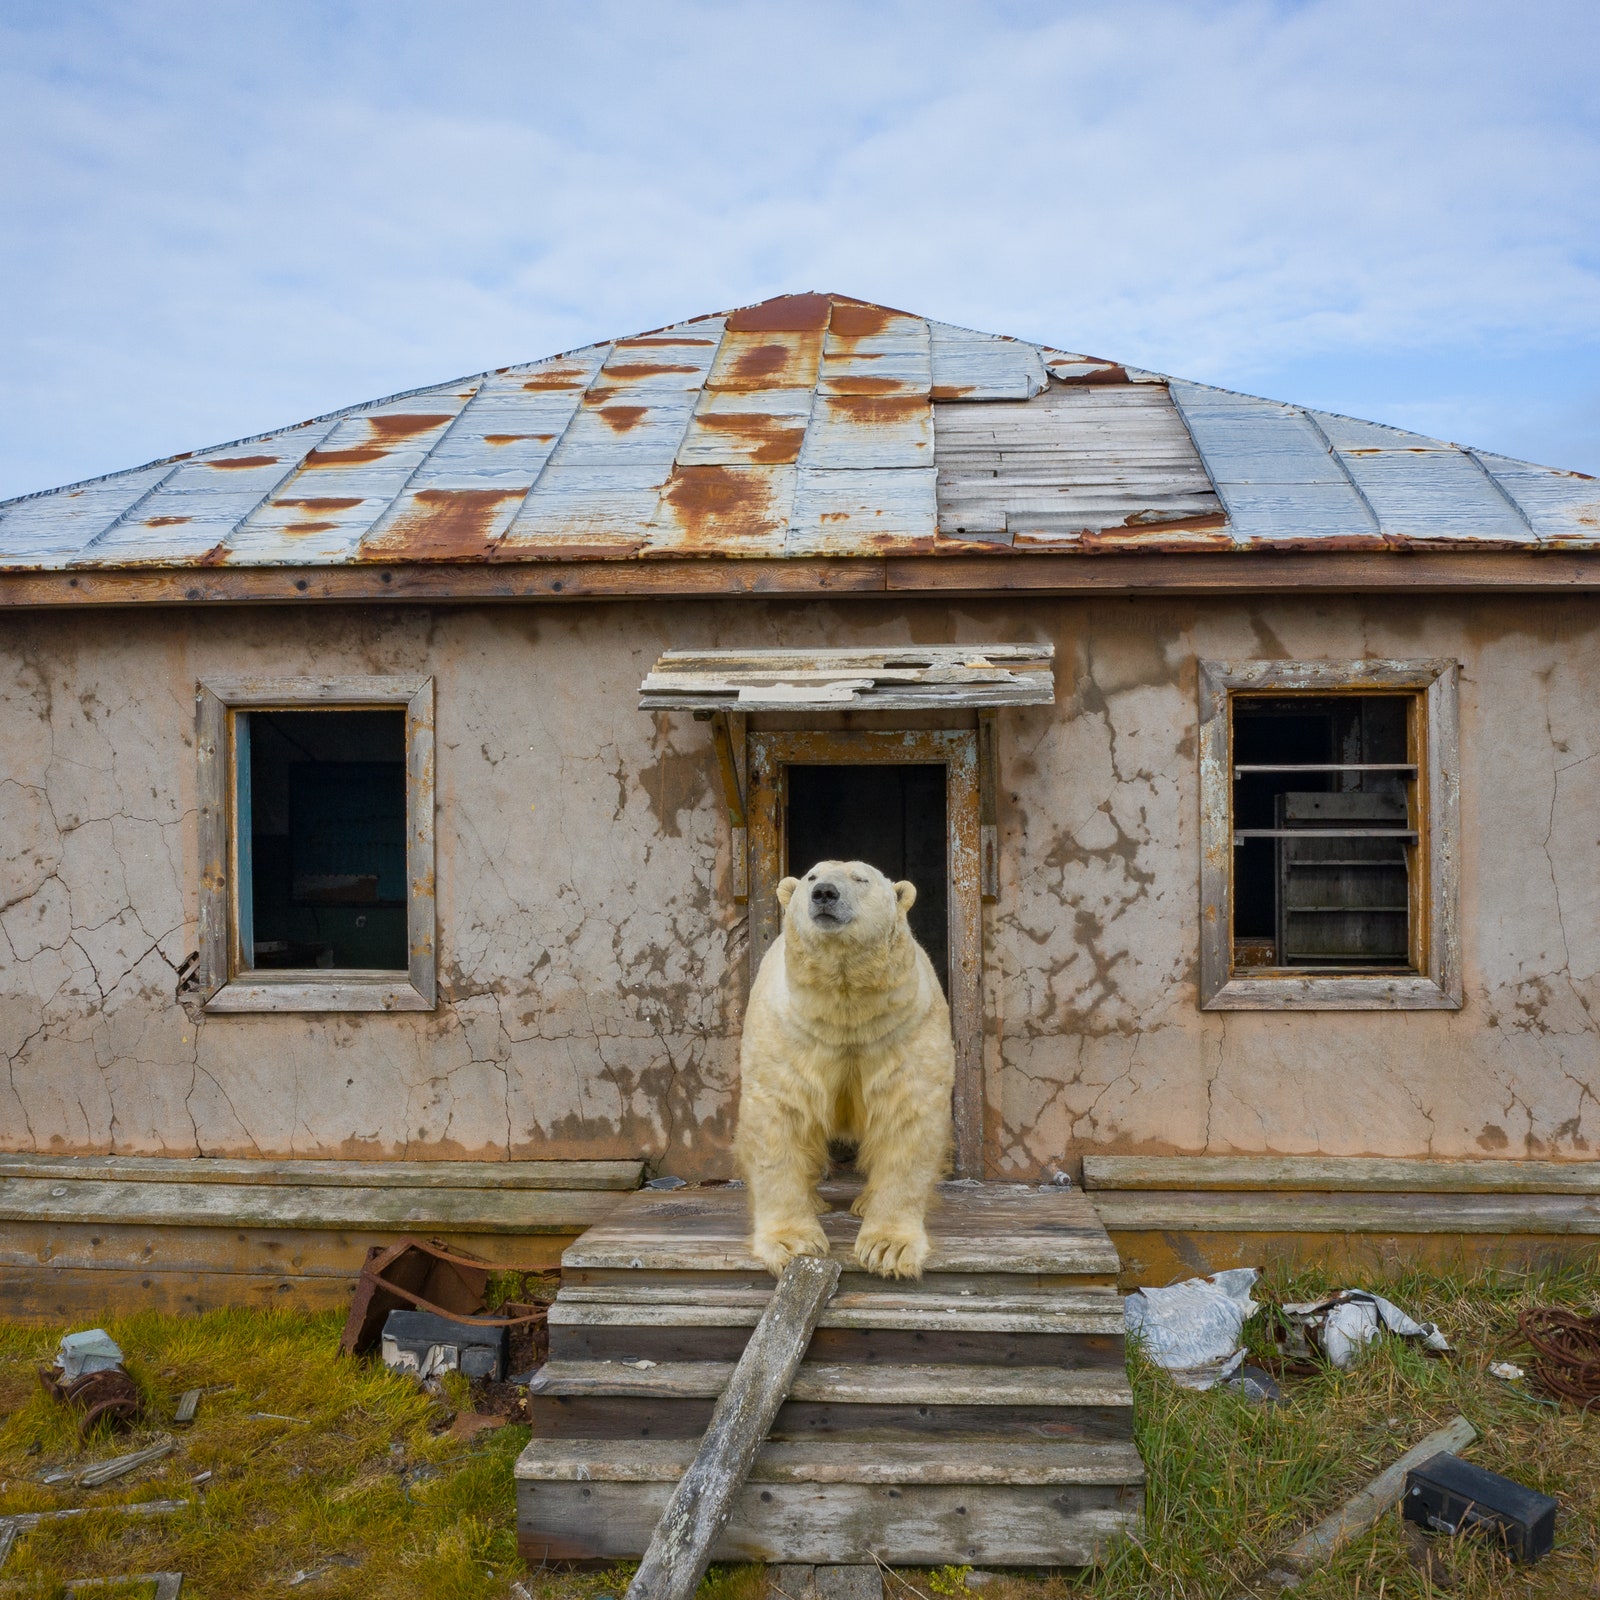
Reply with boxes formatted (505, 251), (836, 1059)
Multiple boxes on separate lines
(2, 596), (1597, 1173)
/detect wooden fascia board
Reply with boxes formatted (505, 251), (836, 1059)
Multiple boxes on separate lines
(10, 550), (1600, 606)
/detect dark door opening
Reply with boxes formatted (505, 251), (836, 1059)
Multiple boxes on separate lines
(785, 764), (949, 994)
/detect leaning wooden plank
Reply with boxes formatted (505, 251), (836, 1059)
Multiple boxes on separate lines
(533, 1360), (1133, 1408)
(1090, 1190), (1600, 1234)
(624, 1254), (841, 1600)
(1082, 1155), (1600, 1195)
(0, 1156), (643, 1190)
(521, 1480), (1140, 1565)
(517, 1437), (1146, 1487)
(1274, 1414), (1475, 1579)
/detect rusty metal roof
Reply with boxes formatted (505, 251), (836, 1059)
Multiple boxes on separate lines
(3, 290), (1596, 574)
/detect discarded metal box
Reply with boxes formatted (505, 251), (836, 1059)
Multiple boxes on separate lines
(1403, 1452), (1557, 1563)
(380, 1308), (507, 1382)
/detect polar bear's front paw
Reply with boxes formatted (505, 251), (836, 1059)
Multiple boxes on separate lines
(854, 1220), (929, 1280)
(751, 1218), (830, 1277)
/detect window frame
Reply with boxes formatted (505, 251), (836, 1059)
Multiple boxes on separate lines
(195, 675), (436, 1013)
(1198, 659), (1460, 1011)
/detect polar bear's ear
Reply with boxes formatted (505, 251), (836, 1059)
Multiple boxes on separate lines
(777, 876), (800, 909)
(894, 880), (917, 914)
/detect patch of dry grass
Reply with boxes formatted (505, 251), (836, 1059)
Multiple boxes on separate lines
(2, 1262), (1596, 1599)
(0, 1306), (531, 1598)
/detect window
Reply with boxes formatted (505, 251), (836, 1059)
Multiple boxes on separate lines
(196, 677), (435, 1012)
(1198, 660), (1459, 1010)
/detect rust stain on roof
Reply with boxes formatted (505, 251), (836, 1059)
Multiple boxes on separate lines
(365, 413), (452, 441)
(144, 515), (192, 527)
(303, 445), (388, 468)
(1051, 364), (1131, 386)
(814, 395), (929, 436)
(726, 293), (832, 332)
(822, 378), (924, 403)
(596, 405), (649, 434)
(277, 497), (363, 511)
(206, 454), (279, 470)
(616, 336), (718, 348)
(710, 333), (825, 392)
(602, 362), (703, 379)
(828, 300), (907, 338)
(693, 411), (807, 464)
(483, 433), (554, 446)
(362, 487), (527, 561)
(521, 364), (596, 391)
(657, 466), (784, 546)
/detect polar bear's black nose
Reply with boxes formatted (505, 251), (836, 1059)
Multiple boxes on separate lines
(811, 881), (840, 907)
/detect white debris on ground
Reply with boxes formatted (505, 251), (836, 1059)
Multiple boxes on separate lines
(1124, 1268), (1261, 1390)
(53, 1330), (124, 1380)
(1277, 1290), (1452, 1369)
(1489, 1360), (1525, 1381)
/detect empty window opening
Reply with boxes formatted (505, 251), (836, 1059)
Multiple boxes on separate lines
(1232, 695), (1415, 972)
(239, 709), (408, 972)
(785, 764), (949, 994)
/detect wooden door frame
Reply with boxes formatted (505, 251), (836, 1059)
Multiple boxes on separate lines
(746, 728), (984, 1177)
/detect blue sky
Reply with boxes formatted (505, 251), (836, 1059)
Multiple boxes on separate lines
(2, 0), (1597, 501)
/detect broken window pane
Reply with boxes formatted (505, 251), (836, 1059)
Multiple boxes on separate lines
(239, 709), (408, 972)
(1231, 695), (1416, 973)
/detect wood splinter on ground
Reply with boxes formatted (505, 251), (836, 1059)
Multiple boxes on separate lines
(1264, 1413), (1477, 1589)
(624, 1253), (843, 1600)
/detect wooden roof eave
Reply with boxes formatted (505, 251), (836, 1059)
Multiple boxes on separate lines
(8, 548), (1600, 608)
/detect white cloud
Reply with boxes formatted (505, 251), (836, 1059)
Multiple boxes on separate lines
(1, 0), (1597, 497)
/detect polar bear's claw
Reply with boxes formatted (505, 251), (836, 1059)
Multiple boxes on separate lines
(751, 1220), (830, 1277)
(853, 1223), (929, 1280)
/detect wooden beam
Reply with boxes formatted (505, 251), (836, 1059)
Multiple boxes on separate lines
(1274, 1414), (1475, 1580)
(0, 1154), (644, 1189)
(11, 549), (1600, 608)
(1082, 1155), (1600, 1194)
(624, 1254), (841, 1600)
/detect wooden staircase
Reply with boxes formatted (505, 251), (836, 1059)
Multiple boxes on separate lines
(515, 1181), (1144, 1567)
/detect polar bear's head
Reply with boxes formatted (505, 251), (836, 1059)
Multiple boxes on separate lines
(778, 860), (915, 948)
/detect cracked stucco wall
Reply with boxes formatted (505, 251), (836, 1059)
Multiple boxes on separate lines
(2, 595), (1597, 1173)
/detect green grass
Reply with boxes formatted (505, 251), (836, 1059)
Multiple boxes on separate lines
(1, 1262), (1597, 1598)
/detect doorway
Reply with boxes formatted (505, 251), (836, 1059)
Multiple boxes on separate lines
(746, 728), (983, 1175)
(786, 764), (949, 993)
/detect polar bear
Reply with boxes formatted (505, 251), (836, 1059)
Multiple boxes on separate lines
(734, 860), (955, 1279)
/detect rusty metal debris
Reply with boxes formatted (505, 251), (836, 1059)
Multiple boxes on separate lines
(1519, 1305), (1600, 1408)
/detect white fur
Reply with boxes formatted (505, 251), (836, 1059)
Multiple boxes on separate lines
(733, 859), (955, 1279)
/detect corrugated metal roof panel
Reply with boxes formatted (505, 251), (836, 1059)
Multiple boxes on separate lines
(3, 465), (176, 568)
(1471, 453), (1600, 542)
(1169, 382), (1378, 543)
(929, 321), (1049, 400)
(787, 466), (937, 554)
(4, 292), (1597, 578)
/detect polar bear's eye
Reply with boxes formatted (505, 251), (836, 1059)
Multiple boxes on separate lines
(850, 874), (867, 884)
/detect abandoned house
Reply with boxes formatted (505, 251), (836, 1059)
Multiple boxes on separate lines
(3, 290), (1600, 1326)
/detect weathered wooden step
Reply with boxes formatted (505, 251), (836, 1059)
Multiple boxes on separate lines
(527, 1394), (1135, 1443)
(546, 1297), (1126, 1365)
(555, 1284), (1124, 1315)
(520, 1478), (1140, 1565)
(549, 1293), (1125, 1329)
(517, 1437), (1146, 1486)
(563, 1182), (1121, 1279)
(531, 1360), (1133, 1407)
